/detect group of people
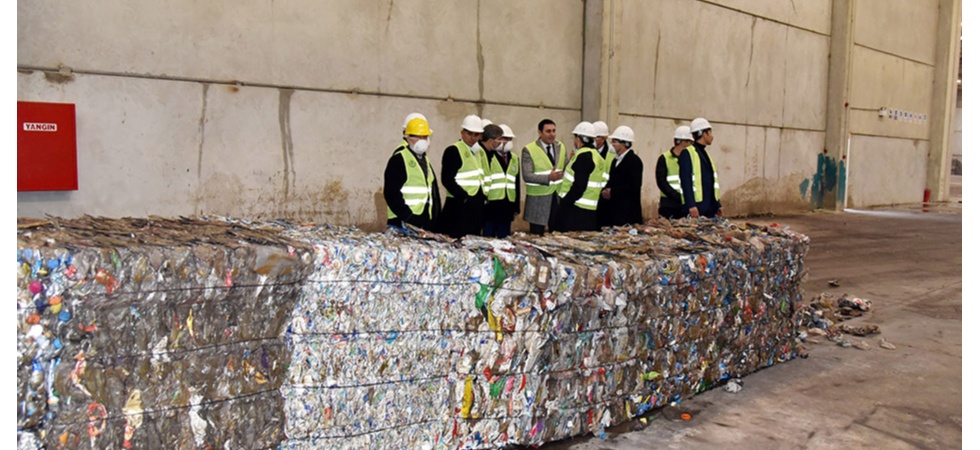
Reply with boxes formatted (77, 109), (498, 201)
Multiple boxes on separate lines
(383, 113), (722, 239)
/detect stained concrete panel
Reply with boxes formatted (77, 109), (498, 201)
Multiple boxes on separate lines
(743, 18), (788, 127)
(18, 1), (581, 109)
(777, 129), (824, 209)
(854, 0), (939, 65)
(706, 0), (832, 35)
(782, 27), (830, 130)
(619, 0), (826, 132)
(617, 0), (663, 118)
(709, 123), (748, 196)
(850, 46), (934, 140)
(17, 71), (203, 219)
(478, 0), (584, 109)
(672, 2), (754, 123)
(846, 135), (929, 207)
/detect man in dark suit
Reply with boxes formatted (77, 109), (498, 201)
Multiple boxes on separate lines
(598, 125), (644, 227)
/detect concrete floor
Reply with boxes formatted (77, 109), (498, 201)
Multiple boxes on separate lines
(539, 203), (963, 449)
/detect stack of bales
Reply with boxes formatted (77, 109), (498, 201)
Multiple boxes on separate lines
(17, 217), (808, 449)
(16, 217), (313, 449)
(279, 219), (809, 449)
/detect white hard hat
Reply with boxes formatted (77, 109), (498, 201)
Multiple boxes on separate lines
(481, 118), (493, 128)
(572, 121), (597, 139)
(462, 115), (485, 133)
(610, 125), (635, 142)
(403, 112), (428, 128)
(499, 124), (515, 138)
(592, 121), (609, 137)
(690, 117), (712, 133)
(673, 125), (694, 141)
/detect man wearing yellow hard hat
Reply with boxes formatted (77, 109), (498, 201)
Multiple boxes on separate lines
(384, 116), (441, 231)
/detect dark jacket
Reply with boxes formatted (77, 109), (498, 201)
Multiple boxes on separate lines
(554, 149), (598, 232)
(484, 149), (521, 222)
(439, 143), (487, 238)
(599, 149), (644, 226)
(655, 150), (686, 219)
(383, 145), (441, 231)
(679, 142), (722, 217)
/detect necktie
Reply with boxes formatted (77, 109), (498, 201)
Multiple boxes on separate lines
(547, 145), (554, 163)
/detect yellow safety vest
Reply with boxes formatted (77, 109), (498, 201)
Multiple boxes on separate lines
(386, 146), (436, 219)
(447, 141), (490, 198)
(685, 145), (720, 203)
(598, 145), (616, 187)
(524, 141), (567, 196)
(487, 152), (520, 202)
(660, 149), (691, 201)
(557, 147), (604, 210)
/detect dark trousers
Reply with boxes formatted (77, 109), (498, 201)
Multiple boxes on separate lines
(658, 204), (686, 220)
(555, 204), (598, 232)
(483, 220), (512, 238)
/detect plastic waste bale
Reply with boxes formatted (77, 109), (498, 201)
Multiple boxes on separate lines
(278, 219), (809, 449)
(16, 217), (314, 450)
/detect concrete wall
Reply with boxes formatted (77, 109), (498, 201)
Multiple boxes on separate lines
(17, 0), (584, 229)
(17, 0), (961, 225)
(845, 0), (940, 207)
(616, 0), (831, 217)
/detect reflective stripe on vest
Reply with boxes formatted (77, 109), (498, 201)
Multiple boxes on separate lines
(557, 147), (604, 210)
(660, 149), (692, 201)
(524, 141), (566, 196)
(685, 145), (720, 203)
(386, 147), (436, 219)
(598, 146), (616, 185)
(487, 152), (520, 202)
(447, 141), (488, 198)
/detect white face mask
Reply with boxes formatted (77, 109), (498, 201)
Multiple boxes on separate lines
(411, 139), (429, 154)
(494, 142), (504, 152)
(504, 141), (513, 152)
(470, 142), (481, 153)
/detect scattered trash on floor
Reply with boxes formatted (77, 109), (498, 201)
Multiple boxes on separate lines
(796, 292), (892, 352)
(723, 378), (744, 394)
(879, 338), (897, 350)
(840, 324), (881, 336)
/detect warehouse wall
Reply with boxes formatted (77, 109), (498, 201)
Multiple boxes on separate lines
(845, 0), (939, 207)
(614, 0), (831, 217)
(16, 0), (584, 229)
(17, 0), (961, 226)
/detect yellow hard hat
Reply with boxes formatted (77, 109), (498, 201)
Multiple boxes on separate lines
(405, 117), (432, 137)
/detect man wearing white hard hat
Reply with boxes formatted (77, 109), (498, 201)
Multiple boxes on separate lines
(679, 118), (723, 218)
(598, 125), (644, 227)
(482, 124), (521, 237)
(385, 116), (441, 231)
(439, 114), (490, 238)
(655, 126), (695, 219)
(554, 121), (604, 232)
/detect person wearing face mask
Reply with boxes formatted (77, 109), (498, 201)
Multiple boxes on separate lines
(384, 117), (440, 231)
(598, 125), (644, 227)
(553, 121), (604, 232)
(521, 119), (567, 235)
(439, 114), (490, 238)
(482, 124), (521, 238)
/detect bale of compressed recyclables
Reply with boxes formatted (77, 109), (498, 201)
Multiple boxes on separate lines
(17, 216), (808, 449)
